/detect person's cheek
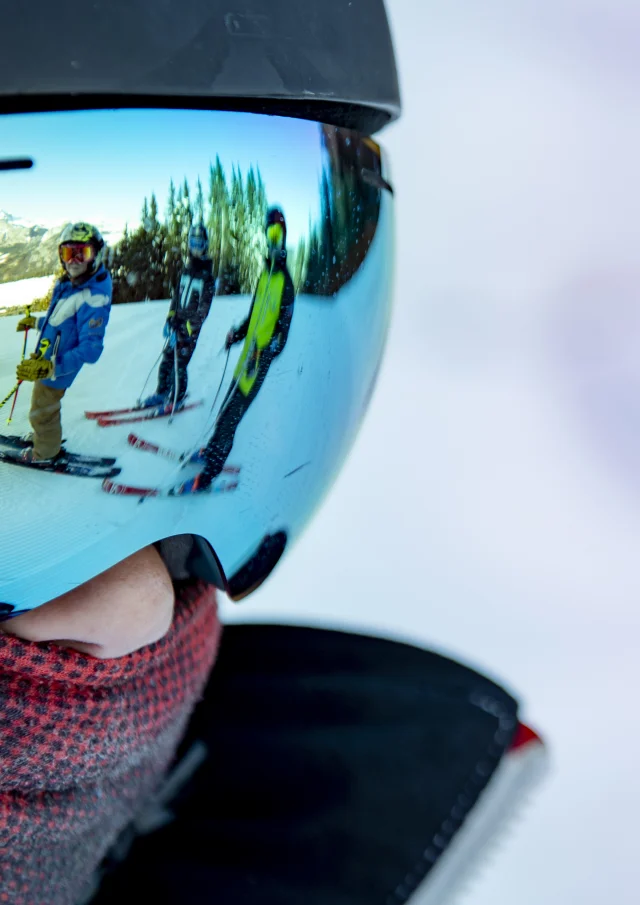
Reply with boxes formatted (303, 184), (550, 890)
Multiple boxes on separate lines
(0, 545), (175, 659)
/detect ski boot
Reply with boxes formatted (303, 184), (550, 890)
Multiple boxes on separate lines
(139, 393), (169, 410)
(168, 473), (210, 496)
(20, 448), (59, 466)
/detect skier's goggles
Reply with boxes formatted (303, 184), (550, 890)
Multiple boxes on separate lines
(0, 107), (394, 616)
(188, 236), (208, 254)
(266, 224), (284, 247)
(59, 242), (96, 264)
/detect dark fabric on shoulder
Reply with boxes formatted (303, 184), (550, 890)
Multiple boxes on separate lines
(92, 625), (519, 905)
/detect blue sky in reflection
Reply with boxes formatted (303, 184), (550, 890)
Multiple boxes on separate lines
(0, 109), (324, 246)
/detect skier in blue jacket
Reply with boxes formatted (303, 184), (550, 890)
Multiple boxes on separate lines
(15, 222), (113, 464)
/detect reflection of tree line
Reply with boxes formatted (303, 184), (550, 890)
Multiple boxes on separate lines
(25, 126), (384, 312)
(108, 159), (278, 304)
(106, 128), (383, 305)
(301, 127), (384, 298)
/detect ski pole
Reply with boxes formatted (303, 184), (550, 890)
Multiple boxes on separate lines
(162, 344), (232, 487)
(18, 306), (31, 360)
(0, 383), (19, 412)
(6, 386), (22, 424)
(209, 345), (231, 417)
(137, 336), (169, 407)
(6, 305), (33, 423)
(168, 335), (180, 423)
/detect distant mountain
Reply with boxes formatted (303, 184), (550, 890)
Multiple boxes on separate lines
(0, 210), (42, 230)
(0, 216), (64, 284)
(0, 213), (123, 284)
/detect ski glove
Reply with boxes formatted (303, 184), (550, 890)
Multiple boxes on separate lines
(225, 328), (239, 351)
(16, 315), (37, 333)
(17, 355), (54, 382)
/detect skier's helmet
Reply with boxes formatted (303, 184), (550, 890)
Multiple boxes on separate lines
(58, 222), (105, 274)
(0, 0), (401, 615)
(188, 223), (208, 258)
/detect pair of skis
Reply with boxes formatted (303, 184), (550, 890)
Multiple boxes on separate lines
(0, 434), (120, 480)
(0, 398), (197, 481)
(85, 398), (203, 427)
(85, 398), (238, 497)
(103, 432), (240, 498)
(0, 397), (239, 497)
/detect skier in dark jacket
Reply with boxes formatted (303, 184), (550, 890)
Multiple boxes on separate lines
(144, 223), (215, 408)
(174, 208), (296, 494)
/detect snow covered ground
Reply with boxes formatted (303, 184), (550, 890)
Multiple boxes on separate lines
(217, 3), (640, 904)
(0, 274), (53, 313)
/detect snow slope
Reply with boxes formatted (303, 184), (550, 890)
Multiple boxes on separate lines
(0, 275), (53, 312)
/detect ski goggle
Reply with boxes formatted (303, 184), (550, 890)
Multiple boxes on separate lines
(266, 223), (284, 249)
(59, 242), (96, 264)
(0, 107), (394, 616)
(188, 235), (208, 255)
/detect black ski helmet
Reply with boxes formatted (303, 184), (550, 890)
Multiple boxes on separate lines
(0, 1), (400, 133)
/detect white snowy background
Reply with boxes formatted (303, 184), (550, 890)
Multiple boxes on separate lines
(218, 2), (640, 903)
(0, 275), (52, 313)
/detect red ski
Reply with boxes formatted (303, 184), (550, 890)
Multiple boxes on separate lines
(84, 405), (144, 421)
(127, 432), (240, 473)
(96, 401), (203, 427)
(102, 476), (239, 498)
(86, 402), (158, 419)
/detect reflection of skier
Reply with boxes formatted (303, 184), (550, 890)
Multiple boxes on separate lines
(178, 208), (295, 493)
(15, 222), (112, 464)
(144, 224), (214, 408)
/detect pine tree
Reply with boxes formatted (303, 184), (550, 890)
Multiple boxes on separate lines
(304, 167), (333, 294)
(243, 166), (269, 292)
(291, 236), (309, 294)
(166, 179), (177, 228)
(164, 179), (183, 292)
(207, 156), (230, 288)
(105, 153), (304, 305)
(178, 178), (193, 256)
(149, 193), (161, 232)
(303, 126), (382, 296)
(194, 177), (205, 227)
(139, 193), (166, 300)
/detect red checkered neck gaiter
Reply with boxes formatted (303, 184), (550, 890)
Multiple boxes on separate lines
(0, 580), (221, 905)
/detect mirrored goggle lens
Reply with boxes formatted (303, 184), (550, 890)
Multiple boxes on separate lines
(0, 107), (394, 616)
(60, 242), (95, 264)
(188, 237), (208, 253)
(266, 223), (284, 247)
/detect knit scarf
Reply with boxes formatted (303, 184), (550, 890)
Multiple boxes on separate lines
(0, 580), (221, 904)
